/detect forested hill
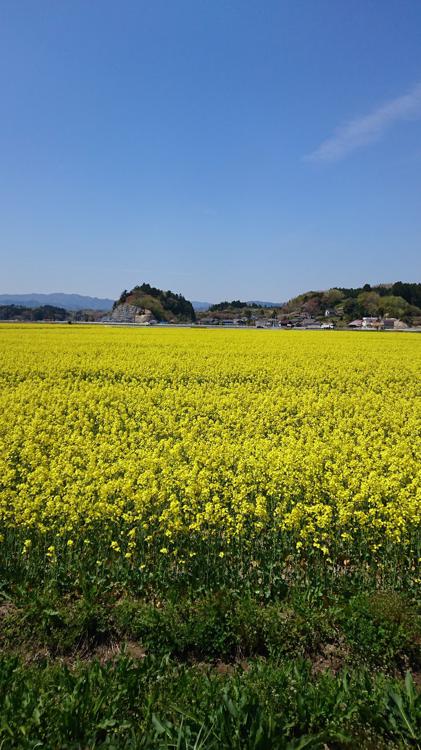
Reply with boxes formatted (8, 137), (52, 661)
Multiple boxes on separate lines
(114, 283), (196, 322)
(0, 304), (68, 321)
(282, 281), (421, 323)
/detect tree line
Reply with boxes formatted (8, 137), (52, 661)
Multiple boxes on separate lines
(0, 304), (68, 321)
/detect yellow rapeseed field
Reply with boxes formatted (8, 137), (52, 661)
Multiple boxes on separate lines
(0, 324), (420, 564)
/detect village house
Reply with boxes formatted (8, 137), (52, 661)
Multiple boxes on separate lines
(362, 317), (378, 328)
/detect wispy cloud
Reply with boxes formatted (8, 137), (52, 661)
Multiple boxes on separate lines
(305, 81), (421, 162)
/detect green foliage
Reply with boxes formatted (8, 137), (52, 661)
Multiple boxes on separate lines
(0, 304), (68, 321)
(283, 281), (421, 324)
(0, 574), (419, 748)
(0, 655), (419, 749)
(209, 300), (262, 312)
(114, 598), (179, 655)
(342, 591), (420, 670)
(121, 282), (196, 321)
(1, 588), (113, 656)
(0, 509), (419, 747)
(3, 582), (418, 674)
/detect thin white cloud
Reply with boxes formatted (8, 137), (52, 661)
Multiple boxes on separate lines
(305, 81), (421, 162)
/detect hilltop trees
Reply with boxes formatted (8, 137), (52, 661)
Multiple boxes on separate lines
(114, 283), (196, 322)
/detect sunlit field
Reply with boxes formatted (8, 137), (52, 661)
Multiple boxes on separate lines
(0, 324), (420, 748)
(1, 325), (419, 575)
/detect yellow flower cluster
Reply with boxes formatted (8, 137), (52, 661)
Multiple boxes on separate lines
(0, 324), (419, 555)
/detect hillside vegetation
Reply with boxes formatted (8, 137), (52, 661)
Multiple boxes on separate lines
(114, 283), (196, 322)
(282, 281), (421, 324)
(199, 282), (421, 326)
(0, 304), (68, 321)
(0, 305), (108, 323)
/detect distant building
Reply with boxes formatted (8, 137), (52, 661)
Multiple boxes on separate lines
(255, 318), (270, 328)
(348, 319), (362, 328)
(362, 317), (378, 328)
(299, 318), (318, 328)
(198, 317), (218, 325)
(381, 318), (396, 329)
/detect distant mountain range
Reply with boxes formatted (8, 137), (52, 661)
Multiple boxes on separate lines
(0, 294), (283, 314)
(0, 293), (114, 311)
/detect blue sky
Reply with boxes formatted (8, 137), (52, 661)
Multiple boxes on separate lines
(1, 1), (420, 302)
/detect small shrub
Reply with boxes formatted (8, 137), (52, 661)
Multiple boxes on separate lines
(343, 591), (420, 670)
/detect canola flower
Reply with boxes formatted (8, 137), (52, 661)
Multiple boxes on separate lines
(0, 324), (419, 566)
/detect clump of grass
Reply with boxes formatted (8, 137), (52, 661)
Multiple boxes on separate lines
(0, 654), (419, 749)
